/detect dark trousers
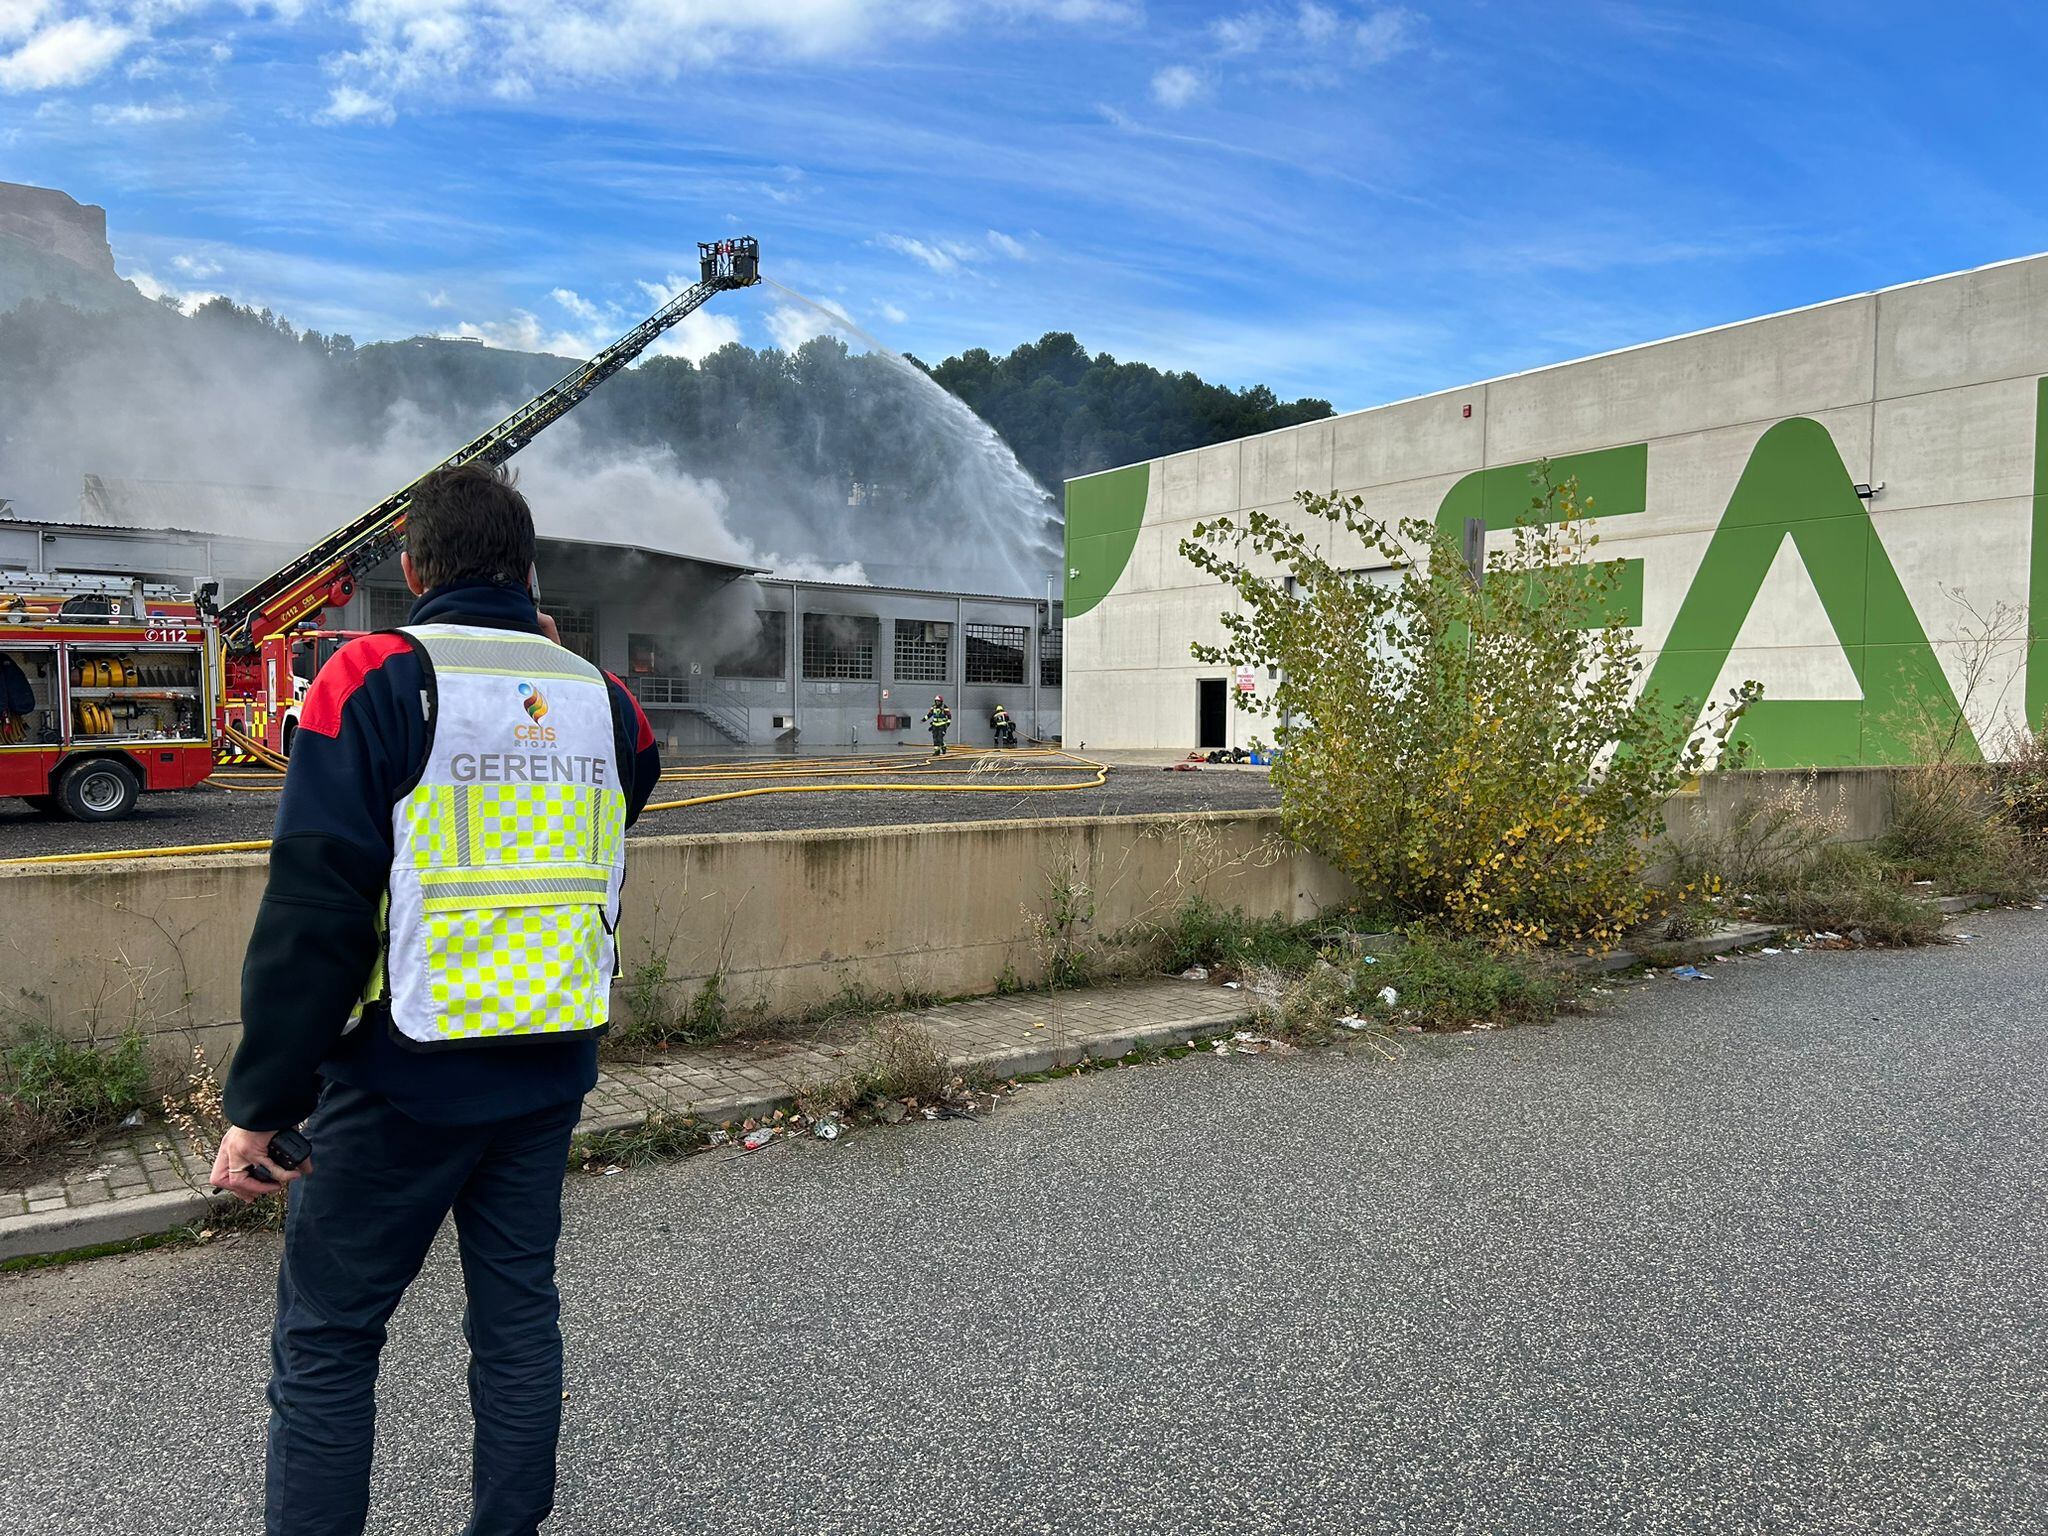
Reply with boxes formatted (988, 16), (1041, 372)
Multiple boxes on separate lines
(266, 1080), (583, 1536)
(930, 727), (947, 752)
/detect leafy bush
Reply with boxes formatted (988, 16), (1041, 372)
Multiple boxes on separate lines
(1182, 471), (1754, 946)
(1, 1022), (154, 1163)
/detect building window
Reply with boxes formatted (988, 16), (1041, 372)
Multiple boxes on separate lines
(1039, 625), (1062, 689)
(717, 611), (788, 678)
(802, 613), (878, 680)
(362, 586), (413, 631)
(965, 623), (1028, 685)
(892, 619), (951, 683)
(627, 633), (663, 676)
(551, 602), (596, 663)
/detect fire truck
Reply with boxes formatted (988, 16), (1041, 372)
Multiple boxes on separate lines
(0, 578), (216, 819)
(2, 238), (760, 819)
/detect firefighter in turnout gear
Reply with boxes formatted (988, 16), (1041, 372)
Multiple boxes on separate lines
(990, 703), (1017, 748)
(217, 463), (662, 1536)
(925, 694), (953, 755)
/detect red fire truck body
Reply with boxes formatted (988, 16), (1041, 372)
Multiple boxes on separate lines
(0, 593), (216, 820)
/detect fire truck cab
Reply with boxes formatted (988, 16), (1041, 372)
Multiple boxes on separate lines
(219, 627), (365, 759)
(0, 577), (215, 820)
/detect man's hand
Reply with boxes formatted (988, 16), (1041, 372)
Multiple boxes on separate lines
(210, 1126), (310, 1203)
(536, 610), (561, 645)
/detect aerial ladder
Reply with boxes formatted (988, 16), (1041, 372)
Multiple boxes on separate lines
(204, 238), (761, 656)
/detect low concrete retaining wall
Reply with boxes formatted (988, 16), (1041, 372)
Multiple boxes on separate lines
(0, 810), (1350, 1059)
(0, 766), (1919, 1062)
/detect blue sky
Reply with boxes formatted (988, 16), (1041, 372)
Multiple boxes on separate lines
(4, 1), (2046, 410)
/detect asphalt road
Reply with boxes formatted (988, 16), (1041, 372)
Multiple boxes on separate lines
(2, 913), (2043, 1534)
(0, 762), (1280, 856)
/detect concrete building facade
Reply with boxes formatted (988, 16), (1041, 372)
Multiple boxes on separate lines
(1063, 254), (2048, 765)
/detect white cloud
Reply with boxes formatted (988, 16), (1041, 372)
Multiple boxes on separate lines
(766, 304), (828, 353)
(1354, 5), (1417, 63)
(985, 228), (1028, 259)
(878, 302), (908, 324)
(875, 233), (961, 273)
(549, 286), (605, 323)
(644, 306), (741, 361)
(126, 266), (221, 312)
(0, 0), (52, 46)
(318, 83), (393, 123)
(423, 287), (451, 309)
(452, 309), (589, 355)
(312, 0), (1140, 118)
(1150, 63), (1204, 109)
(170, 251), (222, 277)
(1296, 1), (1339, 43)
(93, 97), (190, 124)
(0, 15), (133, 89)
(1210, 13), (1269, 53)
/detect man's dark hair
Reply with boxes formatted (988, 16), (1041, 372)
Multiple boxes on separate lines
(405, 462), (536, 590)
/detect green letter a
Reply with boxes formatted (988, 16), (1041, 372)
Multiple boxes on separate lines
(1640, 418), (1973, 767)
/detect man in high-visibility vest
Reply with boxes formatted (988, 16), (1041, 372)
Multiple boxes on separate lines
(216, 462), (662, 1536)
(924, 694), (953, 755)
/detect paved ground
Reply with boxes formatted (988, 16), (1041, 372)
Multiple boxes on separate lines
(2, 912), (2042, 1534)
(0, 760), (1279, 856)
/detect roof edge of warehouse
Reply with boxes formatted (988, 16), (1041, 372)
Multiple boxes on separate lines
(1064, 247), (2048, 484)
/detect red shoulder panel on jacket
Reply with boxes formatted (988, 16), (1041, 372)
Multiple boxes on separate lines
(605, 671), (657, 752)
(300, 633), (414, 739)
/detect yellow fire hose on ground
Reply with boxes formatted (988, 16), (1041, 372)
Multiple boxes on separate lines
(0, 748), (1111, 867)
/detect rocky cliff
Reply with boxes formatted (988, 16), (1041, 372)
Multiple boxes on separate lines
(0, 182), (116, 277)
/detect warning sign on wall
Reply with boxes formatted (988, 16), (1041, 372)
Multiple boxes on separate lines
(1235, 667), (1257, 694)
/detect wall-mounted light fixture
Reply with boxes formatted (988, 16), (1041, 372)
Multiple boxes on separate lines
(1853, 481), (1886, 500)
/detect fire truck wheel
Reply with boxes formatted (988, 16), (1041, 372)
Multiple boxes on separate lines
(282, 720), (298, 758)
(55, 757), (141, 822)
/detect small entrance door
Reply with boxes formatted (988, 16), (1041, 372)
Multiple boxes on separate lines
(1197, 678), (1227, 750)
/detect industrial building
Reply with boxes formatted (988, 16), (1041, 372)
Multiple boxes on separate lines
(0, 477), (1061, 751)
(1063, 253), (2048, 766)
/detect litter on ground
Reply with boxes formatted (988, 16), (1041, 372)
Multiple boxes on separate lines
(1215, 1031), (1297, 1056)
(1180, 966), (1209, 980)
(1375, 986), (1399, 1008)
(1669, 965), (1713, 981)
(740, 1127), (777, 1151)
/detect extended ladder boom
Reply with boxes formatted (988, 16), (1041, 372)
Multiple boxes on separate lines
(211, 238), (761, 654)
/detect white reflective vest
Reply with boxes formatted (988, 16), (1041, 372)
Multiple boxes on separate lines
(359, 624), (627, 1048)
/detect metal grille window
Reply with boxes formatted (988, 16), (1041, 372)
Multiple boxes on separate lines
(550, 602), (597, 662)
(360, 586), (413, 631)
(718, 611), (788, 678)
(802, 613), (878, 680)
(892, 619), (952, 683)
(1039, 626), (1062, 689)
(964, 623), (1028, 685)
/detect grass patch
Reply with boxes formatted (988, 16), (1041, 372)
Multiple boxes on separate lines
(0, 1022), (154, 1165)
(1742, 843), (1946, 947)
(611, 962), (741, 1053)
(1365, 930), (1579, 1031)
(797, 1016), (955, 1119)
(572, 1111), (714, 1169)
(0, 1229), (183, 1274)
(1157, 895), (1391, 978)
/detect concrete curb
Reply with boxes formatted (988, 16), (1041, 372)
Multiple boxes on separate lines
(0, 1186), (223, 1264)
(5, 1011), (1263, 1263)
